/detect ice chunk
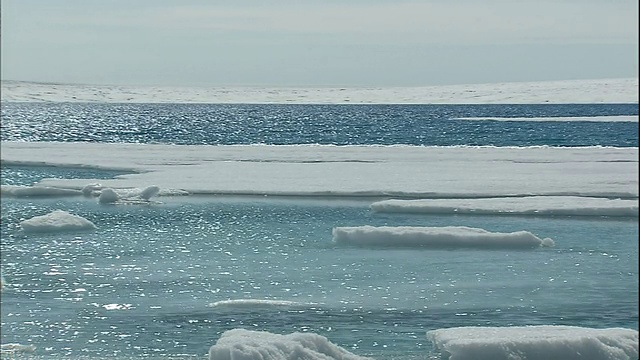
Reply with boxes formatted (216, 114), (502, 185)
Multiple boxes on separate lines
(98, 188), (120, 204)
(209, 329), (372, 360)
(139, 185), (160, 200)
(332, 225), (554, 249)
(427, 325), (639, 360)
(20, 210), (97, 233)
(82, 183), (103, 197)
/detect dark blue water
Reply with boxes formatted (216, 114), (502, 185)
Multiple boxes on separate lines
(1, 103), (637, 147)
(0, 166), (131, 186)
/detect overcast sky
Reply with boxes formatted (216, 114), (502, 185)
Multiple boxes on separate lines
(1, 0), (638, 87)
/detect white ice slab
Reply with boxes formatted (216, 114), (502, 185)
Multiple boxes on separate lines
(332, 225), (554, 249)
(1, 143), (637, 200)
(20, 210), (97, 233)
(208, 329), (372, 360)
(427, 325), (639, 360)
(452, 115), (638, 122)
(370, 196), (639, 217)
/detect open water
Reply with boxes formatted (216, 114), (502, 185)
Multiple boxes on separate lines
(1, 102), (638, 359)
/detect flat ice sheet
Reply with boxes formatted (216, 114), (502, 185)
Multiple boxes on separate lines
(1, 143), (637, 200)
(427, 325), (639, 360)
(452, 115), (639, 122)
(370, 197), (639, 217)
(1, 78), (638, 104)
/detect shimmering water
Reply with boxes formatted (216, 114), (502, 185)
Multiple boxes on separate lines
(1, 103), (638, 146)
(1, 103), (638, 359)
(1, 170), (638, 359)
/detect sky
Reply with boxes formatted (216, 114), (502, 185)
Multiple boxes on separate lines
(1, 0), (638, 87)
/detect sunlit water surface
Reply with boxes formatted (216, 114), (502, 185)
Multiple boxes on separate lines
(1, 101), (638, 359)
(1, 174), (637, 359)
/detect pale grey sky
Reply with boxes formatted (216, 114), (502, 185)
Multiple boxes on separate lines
(1, 0), (638, 87)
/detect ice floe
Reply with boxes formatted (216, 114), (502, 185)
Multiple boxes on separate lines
(452, 115), (639, 122)
(370, 196), (639, 218)
(1, 143), (637, 200)
(427, 325), (639, 360)
(332, 225), (554, 249)
(208, 299), (317, 309)
(208, 329), (372, 360)
(19, 210), (97, 234)
(0, 343), (36, 355)
(1, 184), (82, 197)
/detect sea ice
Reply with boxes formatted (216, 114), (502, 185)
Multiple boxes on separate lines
(427, 325), (639, 360)
(2, 78), (637, 104)
(20, 210), (97, 233)
(332, 225), (554, 249)
(1, 184), (82, 197)
(98, 188), (120, 204)
(452, 115), (638, 122)
(96, 185), (161, 204)
(0, 343), (36, 355)
(139, 185), (160, 200)
(370, 196), (639, 217)
(82, 183), (103, 196)
(208, 299), (317, 309)
(0, 143), (637, 201)
(208, 329), (372, 360)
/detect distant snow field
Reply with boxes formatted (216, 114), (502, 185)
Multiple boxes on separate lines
(1, 78), (638, 104)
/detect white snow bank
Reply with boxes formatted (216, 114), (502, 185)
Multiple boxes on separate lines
(453, 115), (639, 122)
(370, 196), (639, 217)
(427, 325), (639, 360)
(1, 184), (82, 197)
(2, 78), (637, 104)
(208, 299), (316, 309)
(208, 329), (372, 360)
(332, 226), (554, 249)
(20, 210), (97, 234)
(1, 143), (637, 200)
